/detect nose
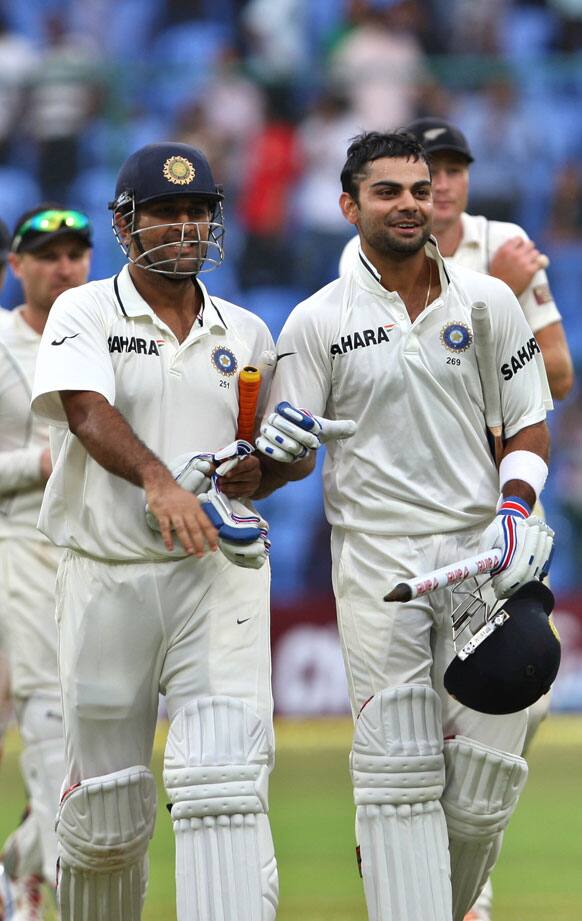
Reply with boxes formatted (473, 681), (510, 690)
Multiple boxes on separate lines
(56, 255), (77, 276)
(431, 169), (448, 191)
(397, 189), (419, 211)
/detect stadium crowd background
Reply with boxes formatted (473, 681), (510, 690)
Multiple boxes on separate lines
(1, 0), (582, 711)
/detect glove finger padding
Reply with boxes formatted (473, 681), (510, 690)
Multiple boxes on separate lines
(256, 401), (357, 463)
(198, 484), (270, 569)
(256, 420), (313, 463)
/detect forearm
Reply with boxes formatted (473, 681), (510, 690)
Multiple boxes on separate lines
(535, 323), (574, 401)
(500, 421), (550, 507)
(254, 452), (316, 499)
(62, 392), (172, 491)
(0, 447), (45, 494)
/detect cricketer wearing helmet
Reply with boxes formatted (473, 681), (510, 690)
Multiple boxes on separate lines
(255, 131), (554, 921)
(31, 143), (277, 921)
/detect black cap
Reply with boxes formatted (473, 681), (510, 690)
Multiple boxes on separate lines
(0, 218), (9, 265)
(405, 117), (474, 163)
(444, 581), (561, 715)
(110, 142), (223, 210)
(11, 205), (93, 255)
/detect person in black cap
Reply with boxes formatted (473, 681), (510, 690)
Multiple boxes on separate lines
(0, 202), (92, 919)
(30, 144), (278, 921)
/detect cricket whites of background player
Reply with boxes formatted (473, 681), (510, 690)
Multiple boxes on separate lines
(0, 205), (92, 918)
(340, 119), (575, 921)
(256, 131), (553, 921)
(31, 142), (278, 921)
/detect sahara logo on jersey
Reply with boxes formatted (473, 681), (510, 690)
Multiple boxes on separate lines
(330, 323), (396, 357)
(500, 336), (540, 380)
(108, 335), (165, 355)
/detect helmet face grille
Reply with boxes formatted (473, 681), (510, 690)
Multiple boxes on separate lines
(111, 194), (225, 276)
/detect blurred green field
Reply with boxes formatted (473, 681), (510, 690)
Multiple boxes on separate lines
(1, 715), (580, 920)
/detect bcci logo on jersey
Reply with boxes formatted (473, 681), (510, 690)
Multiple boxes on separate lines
(211, 345), (238, 376)
(440, 322), (473, 353)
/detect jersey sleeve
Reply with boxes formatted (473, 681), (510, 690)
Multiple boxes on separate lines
(0, 342), (45, 492)
(490, 279), (552, 440)
(31, 287), (115, 424)
(264, 300), (332, 421)
(0, 448), (44, 494)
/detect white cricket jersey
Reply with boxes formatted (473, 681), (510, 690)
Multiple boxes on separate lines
(339, 213), (561, 335)
(268, 240), (551, 537)
(0, 306), (50, 540)
(32, 265), (275, 561)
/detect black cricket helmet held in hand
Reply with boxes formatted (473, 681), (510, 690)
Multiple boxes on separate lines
(109, 142), (224, 276)
(444, 581), (561, 715)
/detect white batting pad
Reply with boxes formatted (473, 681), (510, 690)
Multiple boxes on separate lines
(56, 765), (156, 921)
(351, 686), (451, 921)
(1, 811), (43, 880)
(442, 736), (528, 921)
(164, 696), (278, 921)
(20, 737), (65, 886)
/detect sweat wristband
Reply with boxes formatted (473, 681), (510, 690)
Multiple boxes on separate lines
(498, 450), (548, 500)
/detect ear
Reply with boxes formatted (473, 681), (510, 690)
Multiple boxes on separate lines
(7, 252), (22, 280)
(339, 191), (359, 227)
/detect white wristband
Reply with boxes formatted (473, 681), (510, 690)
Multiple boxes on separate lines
(498, 450), (548, 499)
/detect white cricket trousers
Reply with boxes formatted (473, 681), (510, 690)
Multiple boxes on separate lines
(331, 526), (527, 755)
(55, 549), (273, 785)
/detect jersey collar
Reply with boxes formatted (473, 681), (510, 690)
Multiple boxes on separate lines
(113, 264), (228, 332)
(353, 235), (451, 293)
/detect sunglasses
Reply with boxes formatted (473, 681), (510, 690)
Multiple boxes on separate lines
(12, 209), (92, 251)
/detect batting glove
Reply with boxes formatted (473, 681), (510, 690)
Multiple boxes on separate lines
(198, 478), (270, 570)
(256, 401), (357, 463)
(145, 440), (255, 532)
(478, 496), (554, 599)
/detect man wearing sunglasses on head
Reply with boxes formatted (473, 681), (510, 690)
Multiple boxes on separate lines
(0, 204), (92, 920)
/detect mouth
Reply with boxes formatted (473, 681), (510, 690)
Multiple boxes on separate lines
(389, 221), (422, 233)
(167, 240), (199, 249)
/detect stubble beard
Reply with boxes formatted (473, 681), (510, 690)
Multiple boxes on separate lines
(364, 222), (433, 258)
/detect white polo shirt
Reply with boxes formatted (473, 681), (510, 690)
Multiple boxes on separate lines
(32, 265), (275, 562)
(0, 307), (50, 540)
(338, 212), (561, 335)
(268, 240), (551, 537)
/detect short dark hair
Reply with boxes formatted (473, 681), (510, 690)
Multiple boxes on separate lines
(340, 130), (430, 201)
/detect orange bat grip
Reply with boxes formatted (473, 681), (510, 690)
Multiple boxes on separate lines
(236, 366), (261, 442)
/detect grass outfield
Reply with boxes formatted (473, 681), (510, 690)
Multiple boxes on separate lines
(1, 715), (580, 920)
